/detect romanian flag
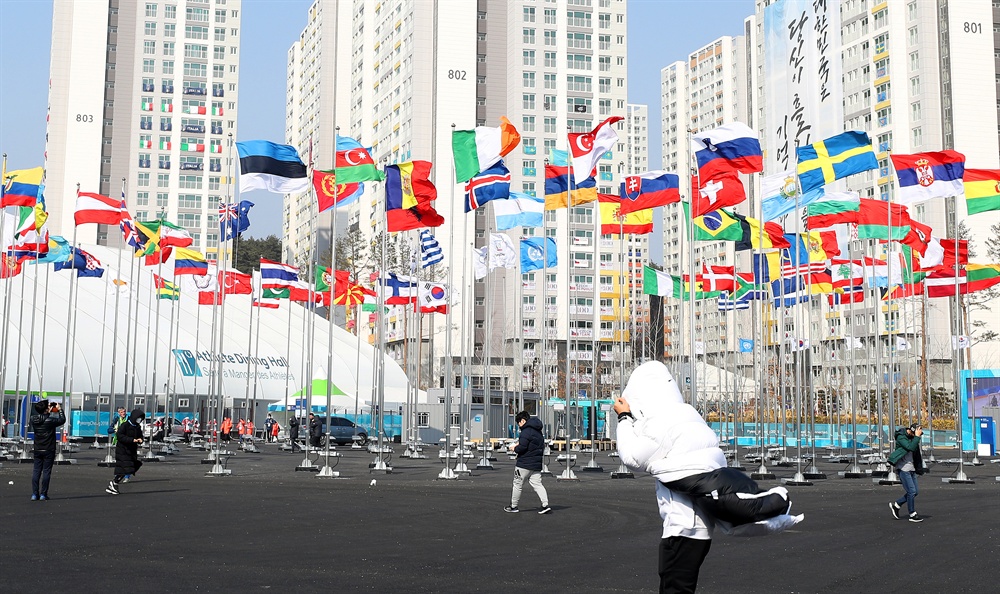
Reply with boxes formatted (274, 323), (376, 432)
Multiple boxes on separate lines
(544, 165), (596, 210)
(964, 169), (1000, 215)
(152, 273), (180, 300)
(2, 167), (44, 208)
(173, 247), (208, 276)
(598, 193), (653, 235)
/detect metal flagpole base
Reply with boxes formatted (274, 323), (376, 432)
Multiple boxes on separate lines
(350, 443), (366, 450)
(803, 465), (826, 480)
(540, 462), (552, 476)
(876, 469), (900, 485)
(580, 459), (604, 472)
(370, 459), (392, 473)
(90, 439), (102, 449)
(316, 466), (340, 478)
(206, 464), (231, 476)
(556, 468), (579, 481)
(783, 472), (813, 486)
(454, 461), (471, 474)
(610, 463), (634, 479)
(944, 469), (974, 484)
(437, 466), (458, 480)
(971, 455), (983, 466)
(476, 456), (494, 469)
(54, 453), (77, 465)
(296, 458), (320, 472)
(98, 454), (116, 467)
(728, 461), (747, 471)
(141, 453), (162, 462)
(750, 464), (776, 481)
(839, 464), (867, 478)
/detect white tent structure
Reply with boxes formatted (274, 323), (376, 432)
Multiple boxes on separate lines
(692, 360), (758, 403)
(0, 245), (411, 406)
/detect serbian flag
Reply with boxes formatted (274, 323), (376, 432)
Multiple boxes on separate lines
(890, 150), (965, 205)
(568, 116), (623, 184)
(691, 170), (746, 218)
(75, 191), (121, 226)
(692, 122), (763, 177)
(618, 171), (680, 215)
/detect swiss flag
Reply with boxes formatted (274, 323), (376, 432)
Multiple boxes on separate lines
(691, 170), (746, 218)
(568, 116), (623, 184)
(219, 270), (253, 295)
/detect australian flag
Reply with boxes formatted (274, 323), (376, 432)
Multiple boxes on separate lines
(220, 200), (254, 241)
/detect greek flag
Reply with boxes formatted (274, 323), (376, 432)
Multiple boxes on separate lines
(419, 230), (444, 268)
(717, 294), (750, 312)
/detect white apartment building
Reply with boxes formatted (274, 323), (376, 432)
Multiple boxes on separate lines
(46, 0), (241, 255)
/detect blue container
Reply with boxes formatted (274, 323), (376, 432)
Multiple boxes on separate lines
(977, 417), (996, 455)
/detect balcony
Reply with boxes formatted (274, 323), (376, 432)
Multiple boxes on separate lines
(211, 126), (223, 135)
(569, 305), (593, 315)
(182, 124), (205, 133)
(158, 161), (171, 169)
(522, 327), (539, 338)
(522, 281), (536, 290)
(569, 282), (594, 292)
(142, 83), (155, 92)
(183, 86), (207, 95)
(600, 306), (614, 316)
(180, 162), (203, 171)
(569, 328), (594, 339)
(523, 304), (538, 314)
(138, 159), (151, 168)
(140, 121), (152, 130)
(209, 163), (222, 172)
(569, 349), (593, 360)
(162, 85), (174, 93)
(212, 88), (225, 97)
(523, 145), (537, 155)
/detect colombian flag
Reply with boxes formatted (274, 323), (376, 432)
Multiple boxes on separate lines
(173, 247), (208, 276)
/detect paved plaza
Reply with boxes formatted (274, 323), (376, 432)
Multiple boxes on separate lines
(2, 441), (999, 593)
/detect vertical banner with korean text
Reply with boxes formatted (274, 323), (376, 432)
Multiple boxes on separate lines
(763, 0), (843, 174)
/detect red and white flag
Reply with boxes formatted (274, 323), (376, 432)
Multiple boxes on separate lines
(75, 192), (121, 226)
(700, 264), (735, 292)
(691, 170), (746, 218)
(219, 270), (253, 295)
(568, 116), (623, 184)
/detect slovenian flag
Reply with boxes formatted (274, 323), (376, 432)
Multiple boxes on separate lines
(236, 140), (309, 194)
(452, 116), (520, 183)
(890, 150), (965, 205)
(618, 171), (679, 215)
(692, 122), (763, 177)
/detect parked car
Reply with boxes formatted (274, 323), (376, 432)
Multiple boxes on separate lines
(316, 416), (369, 446)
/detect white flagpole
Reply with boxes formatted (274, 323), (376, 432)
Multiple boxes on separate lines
(439, 128), (458, 478)
(91, 257), (112, 450)
(559, 129), (579, 482)
(55, 198), (81, 464)
(101, 178), (129, 465)
(539, 159), (552, 476)
(318, 155), (339, 476)
(208, 133), (234, 476)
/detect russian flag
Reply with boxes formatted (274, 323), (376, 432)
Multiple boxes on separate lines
(618, 171), (679, 215)
(889, 150), (965, 206)
(692, 122), (763, 177)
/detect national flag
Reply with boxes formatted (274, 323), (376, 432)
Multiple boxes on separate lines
(159, 140), (172, 150)
(830, 259), (864, 288)
(919, 237), (968, 271)
(783, 232), (834, 268)
(9, 227), (48, 261)
(377, 272), (418, 304)
(260, 258), (299, 289)
(952, 335), (971, 350)
(691, 170), (746, 218)
(198, 291), (224, 305)
(288, 282), (327, 305)
(494, 192), (544, 230)
(139, 138), (152, 149)
(142, 220), (194, 249)
(132, 219), (161, 257)
(544, 165), (596, 209)
(760, 171), (824, 222)
(963, 169), (1000, 215)
(331, 270), (376, 307)
(219, 199), (254, 241)
(771, 277), (809, 308)
(184, 105), (207, 115)
(899, 217), (932, 255)
(312, 170), (362, 212)
(452, 116), (521, 183)
(236, 140), (309, 194)
(416, 281), (449, 314)
(325, 146), (384, 184)
(219, 270), (253, 294)
(862, 255), (905, 288)
(701, 264), (736, 293)
(209, 144), (222, 154)
(180, 142), (205, 152)
(464, 161), (511, 212)
(796, 131), (879, 193)
(1, 252), (22, 278)
(2, 167), (44, 208)
(738, 339), (754, 353)
(212, 105), (223, 116)
(419, 230), (444, 268)
(252, 296), (281, 309)
(734, 213), (790, 250)
(732, 272), (767, 301)
(568, 116), (623, 184)
(642, 266), (682, 297)
(152, 273), (180, 300)
(926, 264), (1000, 297)
(160, 103), (173, 113)
(119, 198), (143, 250)
(890, 150), (965, 205)
(31, 236), (72, 265)
(856, 199), (911, 240)
(74, 191), (121, 226)
(173, 247), (208, 275)
(473, 233), (518, 279)
(692, 122), (763, 176)
(599, 193), (653, 235)
(827, 286), (865, 307)
(805, 192), (860, 229)
(686, 204), (743, 241)
(261, 288), (290, 300)
(618, 171), (680, 215)
(54, 247), (104, 278)
(141, 101), (153, 111)
(717, 293), (751, 311)
(385, 161), (444, 232)
(520, 237), (558, 272)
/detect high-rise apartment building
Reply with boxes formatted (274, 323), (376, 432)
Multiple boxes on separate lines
(46, 0), (241, 254)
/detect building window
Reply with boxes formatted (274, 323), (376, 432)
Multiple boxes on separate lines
(544, 73), (556, 89)
(145, 3), (157, 18)
(911, 101), (921, 120)
(215, 8), (226, 23)
(186, 6), (210, 22)
(185, 25), (209, 40)
(156, 173), (169, 188)
(144, 21), (157, 36)
(523, 93), (535, 110)
(156, 192), (169, 207)
(178, 194), (201, 209)
(143, 59), (155, 73)
(909, 51), (919, 71)
(523, 28), (535, 44)
(523, 50), (535, 66)
(908, 26), (918, 45)
(214, 45), (225, 60)
(544, 30), (557, 46)
(177, 213), (201, 228)
(136, 192), (149, 206)
(162, 60), (174, 74)
(179, 175), (202, 189)
(911, 127), (922, 146)
(544, 8), (556, 24)
(184, 43), (208, 59)
(544, 51), (556, 68)
(909, 76), (920, 96)
(522, 116), (536, 132)
(523, 72), (535, 88)
(523, 6), (535, 22)
(544, 117), (557, 133)
(164, 5), (176, 19)
(144, 40), (156, 55)
(164, 23), (176, 37)
(215, 27), (226, 41)
(137, 173), (150, 187)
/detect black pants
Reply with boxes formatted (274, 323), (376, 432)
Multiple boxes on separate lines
(659, 536), (712, 594)
(32, 451), (56, 497)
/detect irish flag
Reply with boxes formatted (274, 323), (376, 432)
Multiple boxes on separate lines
(452, 116), (520, 183)
(964, 169), (1000, 215)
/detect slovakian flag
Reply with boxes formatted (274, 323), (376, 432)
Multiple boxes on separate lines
(890, 150), (965, 205)
(691, 170), (746, 218)
(568, 116), (623, 184)
(312, 170), (362, 212)
(385, 161), (444, 232)
(464, 160), (511, 212)
(692, 122), (763, 177)
(75, 191), (121, 226)
(618, 171), (680, 215)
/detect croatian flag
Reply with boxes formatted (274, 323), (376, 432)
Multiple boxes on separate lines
(692, 122), (763, 177)
(618, 171), (680, 215)
(889, 150), (965, 205)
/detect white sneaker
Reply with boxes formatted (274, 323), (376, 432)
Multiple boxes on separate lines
(106, 481), (119, 495)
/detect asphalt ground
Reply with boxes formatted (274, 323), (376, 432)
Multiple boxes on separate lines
(2, 440), (999, 593)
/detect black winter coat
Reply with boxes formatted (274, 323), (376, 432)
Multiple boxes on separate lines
(309, 417), (321, 438)
(513, 417), (545, 471)
(288, 416), (300, 439)
(31, 404), (66, 453)
(115, 410), (145, 475)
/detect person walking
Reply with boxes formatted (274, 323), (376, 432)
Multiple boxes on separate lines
(108, 407), (127, 445)
(30, 400), (66, 501)
(106, 409), (145, 495)
(271, 420), (280, 443)
(288, 414), (301, 452)
(221, 416), (232, 443)
(264, 414), (276, 443)
(504, 411), (551, 514)
(888, 423), (924, 523)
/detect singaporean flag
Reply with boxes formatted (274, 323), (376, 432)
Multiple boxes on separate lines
(568, 116), (623, 184)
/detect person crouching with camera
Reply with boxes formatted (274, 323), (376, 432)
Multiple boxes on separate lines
(888, 423), (924, 523)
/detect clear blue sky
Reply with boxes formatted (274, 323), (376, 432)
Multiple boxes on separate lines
(0, 0), (753, 238)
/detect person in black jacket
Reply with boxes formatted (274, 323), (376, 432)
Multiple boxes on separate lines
(308, 413), (322, 448)
(30, 400), (66, 501)
(288, 414), (301, 452)
(106, 409), (145, 495)
(505, 411), (551, 514)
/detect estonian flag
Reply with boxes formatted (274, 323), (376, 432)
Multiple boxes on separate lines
(236, 140), (309, 195)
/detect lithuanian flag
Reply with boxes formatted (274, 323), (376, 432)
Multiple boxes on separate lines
(964, 169), (1000, 215)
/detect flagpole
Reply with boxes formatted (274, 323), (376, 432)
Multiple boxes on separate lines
(842, 237), (865, 477)
(946, 194), (972, 482)
(208, 133), (234, 476)
(99, 180), (128, 464)
(581, 174), (603, 473)
(921, 282), (934, 462)
(91, 258), (112, 450)
(19, 203), (46, 455)
(453, 180), (472, 475)
(559, 131), (579, 482)
(250, 273), (263, 433)
(163, 282), (179, 450)
(879, 202), (902, 484)
(143, 213), (167, 462)
(318, 151), (340, 477)
(55, 194), (81, 463)
(371, 158), (390, 473)
(539, 158), (552, 477)
(685, 130), (697, 411)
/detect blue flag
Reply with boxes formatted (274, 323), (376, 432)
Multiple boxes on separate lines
(520, 237), (557, 272)
(54, 247), (105, 278)
(464, 161), (511, 212)
(738, 338), (754, 353)
(220, 200), (254, 241)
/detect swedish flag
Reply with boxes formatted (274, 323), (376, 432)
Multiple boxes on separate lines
(796, 131), (878, 193)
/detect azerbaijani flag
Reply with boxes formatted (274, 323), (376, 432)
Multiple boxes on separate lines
(964, 169), (1000, 215)
(452, 116), (521, 183)
(325, 146), (384, 184)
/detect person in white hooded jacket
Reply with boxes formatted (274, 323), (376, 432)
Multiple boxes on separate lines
(614, 361), (803, 593)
